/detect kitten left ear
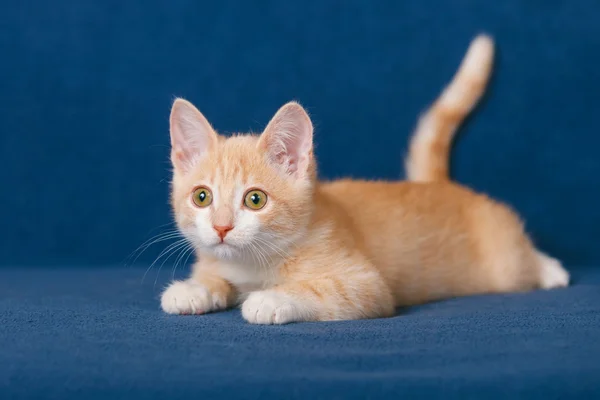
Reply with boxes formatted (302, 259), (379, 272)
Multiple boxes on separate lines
(258, 102), (313, 179)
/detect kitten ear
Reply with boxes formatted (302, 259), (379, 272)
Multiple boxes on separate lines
(169, 98), (218, 172)
(258, 102), (313, 179)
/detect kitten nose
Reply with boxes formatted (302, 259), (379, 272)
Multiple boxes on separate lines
(213, 225), (234, 241)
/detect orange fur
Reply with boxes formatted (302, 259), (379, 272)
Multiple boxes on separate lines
(160, 35), (569, 324)
(406, 35), (494, 182)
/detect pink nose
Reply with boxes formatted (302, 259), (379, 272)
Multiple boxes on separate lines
(213, 225), (234, 241)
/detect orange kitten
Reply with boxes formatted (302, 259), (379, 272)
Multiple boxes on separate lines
(161, 35), (569, 324)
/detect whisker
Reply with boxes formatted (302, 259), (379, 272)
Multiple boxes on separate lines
(172, 243), (195, 280)
(154, 240), (191, 287)
(246, 242), (260, 270)
(254, 236), (291, 259)
(126, 229), (182, 266)
(145, 221), (177, 234)
(130, 233), (182, 265)
(251, 241), (276, 286)
(254, 236), (294, 284)
(246, 242), (262, 272)
(141, 239), (186, 284)
(253, 237), (290, 285)
(130, 229), (180, 256)
(260, 233), (299, 255)
(172, 241), (192, 268)
(182, 245), (197, 269)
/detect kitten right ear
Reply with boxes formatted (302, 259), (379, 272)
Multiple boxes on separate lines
(169, 98), (217, 172)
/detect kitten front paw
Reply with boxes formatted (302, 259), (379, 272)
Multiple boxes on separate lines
(161, 280), (226, 315)
(241, 290), (303, 325)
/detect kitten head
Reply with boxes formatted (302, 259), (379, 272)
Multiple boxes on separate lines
(169, 99), (316, 262)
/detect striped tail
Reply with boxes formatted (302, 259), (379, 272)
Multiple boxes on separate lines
(405, 34), (495, 182)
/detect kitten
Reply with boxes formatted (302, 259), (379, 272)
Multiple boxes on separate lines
(161, 35), (569, 324)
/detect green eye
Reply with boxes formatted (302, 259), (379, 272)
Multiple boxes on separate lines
(192, 187), (213, 208)
(244, 189), (267, 210)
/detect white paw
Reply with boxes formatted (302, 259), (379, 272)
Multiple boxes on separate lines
(241, 290), (304, 325)
(161, 280), (226, 315)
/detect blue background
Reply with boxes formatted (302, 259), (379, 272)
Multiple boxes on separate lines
(2, 2), (600, 399)
(2, 0), (599, 267)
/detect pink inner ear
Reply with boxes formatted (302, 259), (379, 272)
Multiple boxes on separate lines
(268, 137), (306, 176)
(169, 99), (217, 172)
(173, 149), (190, 168)
(274, 151), (287, 164)
(261, 102), (313, 178)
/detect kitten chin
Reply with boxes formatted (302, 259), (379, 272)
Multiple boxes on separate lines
(160, 34), (569, 324)
(209, 243), (239, 260)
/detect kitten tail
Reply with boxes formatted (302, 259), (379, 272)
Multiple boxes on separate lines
(405, 34), (494, 182)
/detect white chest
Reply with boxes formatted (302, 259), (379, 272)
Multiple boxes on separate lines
(216, 260), (280, 297)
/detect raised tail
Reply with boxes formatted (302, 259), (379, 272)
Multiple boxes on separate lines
(405, 34), (495, 182)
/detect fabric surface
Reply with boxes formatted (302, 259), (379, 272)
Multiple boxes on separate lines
(2, 0), (600, 267)
(2, 266), (599, 399)
(3, 1), (600, 398)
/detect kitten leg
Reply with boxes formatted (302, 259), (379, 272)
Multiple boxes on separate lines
(537, 251), (570, 289)
(241, 265), (395, 324)
(161, 263), (236, 315)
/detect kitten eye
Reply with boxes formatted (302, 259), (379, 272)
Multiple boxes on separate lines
(244, 189), (267, 210)
(192, 187), (213, 208)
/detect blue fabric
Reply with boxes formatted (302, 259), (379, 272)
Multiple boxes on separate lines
(1, 0), (600, 266)
(3, 1), (600, 398)
(2, 266), (600, 399)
